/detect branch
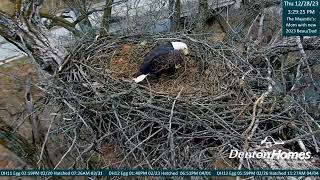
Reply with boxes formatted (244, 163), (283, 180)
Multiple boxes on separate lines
(0, 1), (66, 74)
(25, 73), (41, 145)
(40, 7), (104, 36)
(255, 37), (320, 57)
(168, 88), (183, 167)
(0, 118), (37, 166)
(73, 8), (104, 25)
(40, 13), (74, 28)
(40, 12), (82, 36)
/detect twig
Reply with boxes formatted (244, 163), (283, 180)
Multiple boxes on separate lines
(25, 73), (41, 144)
(37, 115), (55, 164)
(54, 129), (77, 169)
(168, 87), (183, 167)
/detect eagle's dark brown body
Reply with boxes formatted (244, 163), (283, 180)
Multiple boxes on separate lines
(136, 42), (184, 78)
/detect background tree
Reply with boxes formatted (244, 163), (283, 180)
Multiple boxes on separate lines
(197, 0), (208, 30)
(169, 0), (181, 32)
(100, 0), (113, 36)
(41, 0), (99, 36)
(63, 0), (93, 33)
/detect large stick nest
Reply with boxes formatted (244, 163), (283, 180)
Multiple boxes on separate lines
(42, 34), (320, 170)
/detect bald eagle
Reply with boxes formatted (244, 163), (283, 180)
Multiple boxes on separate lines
(133, 41), (189, 83)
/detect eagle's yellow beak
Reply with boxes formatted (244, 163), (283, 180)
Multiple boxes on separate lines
(182, 48), (189, 55)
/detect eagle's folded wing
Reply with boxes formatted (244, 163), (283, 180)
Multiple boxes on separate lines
(150, 50), (183, 74)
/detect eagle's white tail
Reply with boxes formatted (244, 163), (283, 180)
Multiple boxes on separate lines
(133, 74), (148, 83)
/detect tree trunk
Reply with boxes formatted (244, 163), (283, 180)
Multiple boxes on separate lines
(0, 118), (37, 167)
(0, 1), (66, 74)
(100, 0), (113, 36)
(169, 0), (181, 32)
(0, 0), (63, 169)
(198, 0), (208, 30)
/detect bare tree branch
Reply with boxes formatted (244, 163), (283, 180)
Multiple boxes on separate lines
(0, 5), (66, 74)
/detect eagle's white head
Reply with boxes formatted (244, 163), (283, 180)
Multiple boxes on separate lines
(171, 42), (189, 55)
(133, 74), (148, 83)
